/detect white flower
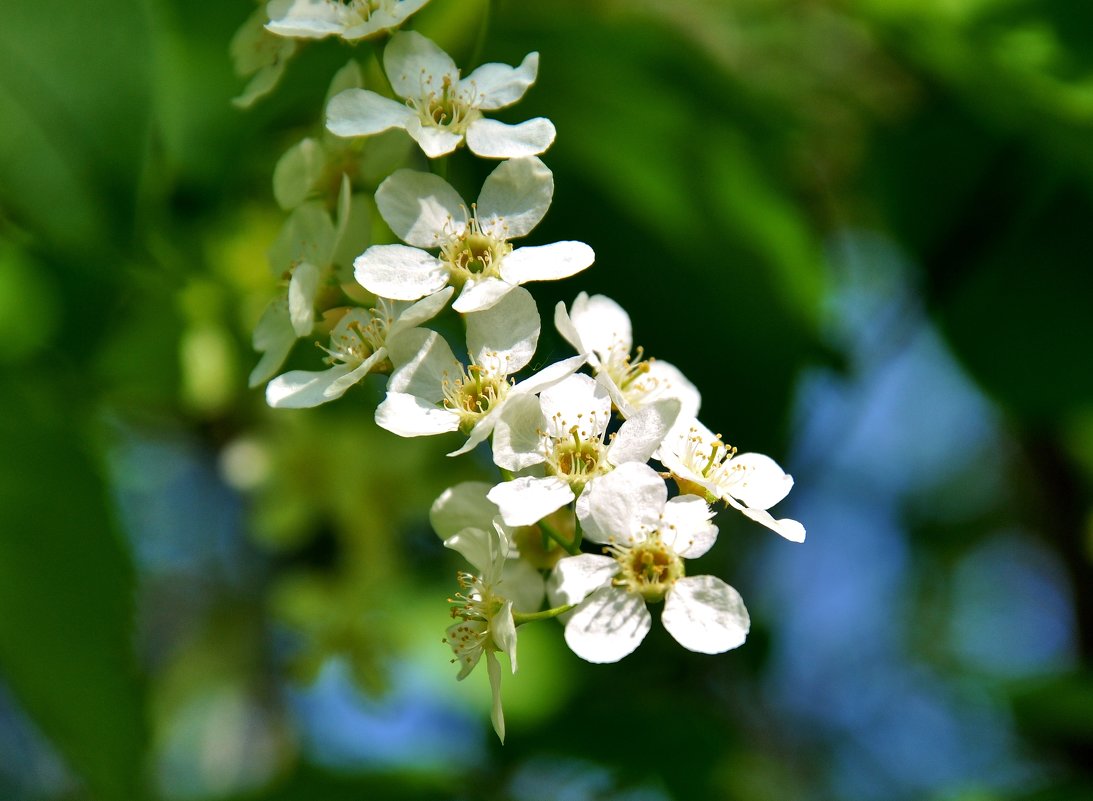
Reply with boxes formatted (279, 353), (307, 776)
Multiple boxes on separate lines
(661, 418), (805, 543)
(265, 287), (452, 408)
(266, 0), (431, 42)
(355, 157), (594, 313)
(442, 517), (544, 743)
(487, 373), (680, 527)
(231, 5), (298, 109)
(375, 287), (585, 454)
(547, 462), (750, 663)
(555, 292), (701, 420)
(327, 31), (555, 159)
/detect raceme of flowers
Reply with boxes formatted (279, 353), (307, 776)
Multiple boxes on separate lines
(239, 5), (805, 743)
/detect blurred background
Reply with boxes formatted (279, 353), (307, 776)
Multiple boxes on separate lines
(2, 0), (1093, 798)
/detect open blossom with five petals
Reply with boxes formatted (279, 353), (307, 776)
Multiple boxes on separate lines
(661, 418), (805, 543)
(547, 462), (750, 663)
(375, 287), (585, 455)
(555, 292), (701, 420)
(440, 509), (544, 743)
(265, 287), (452, 408)
(487, 373), (680, 527)
(266, 0), (431, 41)
(327, 31), (555, 159)
(355, 157), (594, 313)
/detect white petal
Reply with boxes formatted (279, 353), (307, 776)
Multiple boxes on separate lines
(553, 294), (590, 362)
(273, 137), (325, 210)
(466, 285), (540, 375)
(487, 476), (574, 527)
(634, 360), (702, 420)
(491, 393), (546, 472)
(375, 169), (467, 248)
(249, 297), (296, 387)
(661, 575), (750, 654)
(724, 452), (794, 511)
(443, 526), (493, 574)
(501, 241), (595, 286)
(287, 261), (319, 336)
(386, 328), (459, 401)
(451, 277), (515, 313)
(446, 618), (484, 680)
(564, 587), (651, 664)
(539, 373), (610, 440)
(501, 560), (546, 616)
(569, 293), (632, 360)
(270, 202), (335, 272)
(340, 0), (431, 40)
(387, 285), (454, 339)
(659, 495), (717, 558)
(446, 406), (502, 458)
(430, 482), (497, 540)
(511, 353), (586, 397)
(466, 118), (556, 159)
(734, 503), (807, 543)
(383, 31), (458, 101)
(354, 244), (448, 300)
(403, 119), (465, 159)
(486, 651), (506, 744)
(492, 600), (518, 670)
(265, 355), (381, 408)
(583, 462), (666, 546)
(546, 554), (617, 608)
(265, 0), (345, 38)
(325, 89), (414, 138)
(375, 392), (459, 437)
(476, 157), (553, 240)
(385, 326), (435, 370)
(608, 398), (681, 466)
(461, 52), (538, 110)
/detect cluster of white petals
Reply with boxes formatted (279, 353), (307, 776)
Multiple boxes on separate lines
(245, 1), (805, 742)
(548, 463), (750, 663)
(327, 31), (555, 159)
(356, 157), (595, 313)
(266, 0), (432, 42)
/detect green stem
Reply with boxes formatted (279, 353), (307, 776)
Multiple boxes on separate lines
(431, 155), (449, 180)
(513, 603), (574, 626)
(572, 513), (583, 552)
(539, 517), (580, 556)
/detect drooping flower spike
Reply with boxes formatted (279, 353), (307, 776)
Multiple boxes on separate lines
(327, 31), (555, 159)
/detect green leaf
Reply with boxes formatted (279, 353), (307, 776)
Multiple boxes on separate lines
(0, 375), (146, 800)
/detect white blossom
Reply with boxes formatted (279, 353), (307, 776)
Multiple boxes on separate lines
(327, 30), (555, 159)
(487, 373), (680, 527)
(265, 287), (452, 408)
(375, 287), (585, 454)
(661, 418), (805, 543)
(266, 0), (431, 42)
(355, 157), (594, 313)
(547, 462), (750, 663)
(231, 5), (298, 108)
(555, 292), (701, 419)
(441, 514), (543, 743)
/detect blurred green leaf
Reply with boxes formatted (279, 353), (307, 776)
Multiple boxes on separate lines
(0, 375), (146, 800)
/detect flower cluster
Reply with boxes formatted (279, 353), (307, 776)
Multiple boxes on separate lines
(241, 3), (804, 742)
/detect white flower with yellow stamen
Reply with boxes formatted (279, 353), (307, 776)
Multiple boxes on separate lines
(355, 157), (594, 314)
(441, 517), (543, 743)
(555, 292), (701, 419)
(266, 0), (431, 42)
(375, 287), (585, 455)
(326, 31), (554, 159)
(487, 373), (680, 527)
(547, 462), (750, 663)
(265, 287), (452, 408)
(661, 418), (805, 543)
